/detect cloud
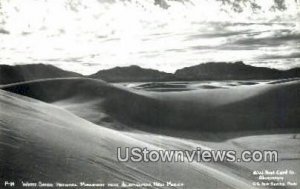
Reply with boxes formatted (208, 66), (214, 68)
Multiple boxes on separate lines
(231, 31), (300, 47)
(258, 52), (300, 60)
(0, 28), (9, 34)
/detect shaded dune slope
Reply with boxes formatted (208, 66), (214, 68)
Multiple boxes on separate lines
(2, 78), (300, 132)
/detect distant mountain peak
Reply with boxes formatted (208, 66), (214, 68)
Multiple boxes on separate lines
(0, 64), (82, 85)
(91, 65), (173, 82)
(174, 61), (297, 80)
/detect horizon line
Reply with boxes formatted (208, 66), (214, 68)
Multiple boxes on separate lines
(1, 61), (299, 76)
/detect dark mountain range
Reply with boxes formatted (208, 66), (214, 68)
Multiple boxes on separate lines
(1, 62), (300, 85)
(174, 61), (300, 80)
(90, 65), (174, 82)
(283, 67), (300, 78)
(0, 64), (82, 84)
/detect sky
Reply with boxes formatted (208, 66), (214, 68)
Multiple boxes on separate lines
(0, 0), (299, 75)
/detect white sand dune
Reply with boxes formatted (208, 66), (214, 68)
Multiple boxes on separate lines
(0, 89), (260, 188)
(1, 78), (300, 188)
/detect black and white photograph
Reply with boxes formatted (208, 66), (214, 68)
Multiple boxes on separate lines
(0, 0), (299, 188)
